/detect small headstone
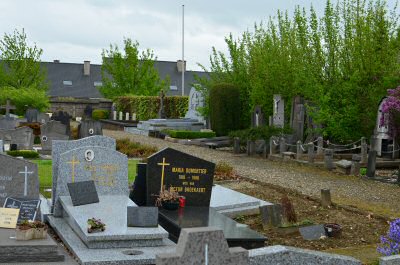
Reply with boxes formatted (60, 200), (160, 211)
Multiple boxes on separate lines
(113, 111), (117, 120)
(335, 159), (352, 175)
(78, 120), (103, 138)
(299, 224), (327, 240)
(67, 180), (100, 206)
(272, 94), (284, 128)
(125, 112), (129, 121)
(321, 189), (331, 207)
(156, 227), (249, 265)
(37, 112), (50, 124)
(260, 204), (282, 228)
(366, 150), (377, 178)
(324, 149), (334, 170)
(127, 206), (158, 227)
(3, 197), (41, 223)
(0, 154), (39, 206)
(119, 111), (123, 120)
(146, 147), (215, 207)
(25, 108), (39, 123)
(40, 121), (69, 151)
(0, 127), (34, 151)
(51, 111), (71, 136)
(251, 105), (265, 128)
(132, 113), (137, 121)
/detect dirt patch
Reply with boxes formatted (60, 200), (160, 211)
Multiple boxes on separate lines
(221, 180), (389, 264)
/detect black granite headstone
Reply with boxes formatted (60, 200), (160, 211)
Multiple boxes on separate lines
(67, 180), (99, 206)
(130, 163), (147, 206)
(3, 197), (41, 223)
(366, 150), (377, 178)
(77, 120), (103, 138)
(299, 224), (327, 240)
(10, 144), (17, 151)
(146, 148), (215, 207)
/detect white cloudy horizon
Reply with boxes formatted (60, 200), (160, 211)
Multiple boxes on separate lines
(0, 0), (397, 71)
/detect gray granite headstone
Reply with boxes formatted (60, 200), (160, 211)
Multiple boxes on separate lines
(273, 94), (284, 128)
(37, 112), (50, 124)
(299, 224), (327, 240)
(156, 227), (249, 265)
(0, 127), (34, 150)
(127, 206), (158, 227)
(185, 87), (205, 123)
(54, 145), (128, 216)
(78, 120), (103, 139)
(40, 121), (69, 151)
(25, 108), (39, 123)
(51, 135), (116, 210)
(0, 117), (17, 130)
(67, 180), (99, 206)
(0, 154), (39, 206)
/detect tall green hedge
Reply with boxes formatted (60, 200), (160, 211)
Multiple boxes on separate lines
(114, 96), (188, 121)
(209, 83), (241, 136)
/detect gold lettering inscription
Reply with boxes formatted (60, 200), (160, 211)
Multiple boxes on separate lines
(172, 167), (184, 173)
(184, 187), (206, 193)
(179, 175), (186, 180)
(185, 168), (207, 174)
(191, 175), (200, 181)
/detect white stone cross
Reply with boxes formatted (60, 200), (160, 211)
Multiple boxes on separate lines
(19, 166), (34, 196)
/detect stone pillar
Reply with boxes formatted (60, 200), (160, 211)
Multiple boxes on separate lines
(247, 140), (255, 156)
(366, 150), (377, 178)
(113, 111), (117, 120)
(270, 137), (276, 155)
(296, 141), (302, 160)
(308, 143), (315, 163)
(259, 204), (282, 228)
(321, 189), (332, 207)
(125, 112), (130, 121)
(361, 137), (367, 164)
(233, 137), (240, 154)
(262, 140), (268, 159)
(324, 149), (334, 170)
(279, 137), (286, 157)
(132, 113), (137, 121)
(350, 154), (361, 175)
(0, 140), (3, 153)
(119, 111), (123, 120)
(317, 137), (323, 155)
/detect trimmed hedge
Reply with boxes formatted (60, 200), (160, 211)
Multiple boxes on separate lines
(92, 109), (109, 120)
(163, 130), (216, 139)
(114, 96), (188, 121)
(209, 83), (241, 136)
(7, 150), (39, 159)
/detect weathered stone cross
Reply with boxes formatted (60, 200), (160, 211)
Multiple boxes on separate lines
(0, 99), (16, 118)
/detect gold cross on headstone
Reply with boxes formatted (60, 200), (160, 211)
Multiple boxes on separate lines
(157, 157), (170, 191)
(67, 156), (80, 183)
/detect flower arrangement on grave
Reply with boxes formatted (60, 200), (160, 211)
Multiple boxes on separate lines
(16, 220), (48, 240)
(377, 218), (400, 256)
(380, 86), (400, 138)
(155, 186), (180, 210)
(87, 217), (106, 233)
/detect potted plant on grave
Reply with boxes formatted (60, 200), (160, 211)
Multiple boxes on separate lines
(16, 220), (48, 240)
(155, 186), (180, 210)
(87, 217), (106, 233)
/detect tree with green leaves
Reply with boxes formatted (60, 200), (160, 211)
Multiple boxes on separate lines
(0, 28), (48, 91)
(101, 38), (169, 98)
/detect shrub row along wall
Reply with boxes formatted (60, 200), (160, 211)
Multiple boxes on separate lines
(115, 96), (188, 121)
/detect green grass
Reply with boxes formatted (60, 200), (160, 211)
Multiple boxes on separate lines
(32, 159), (138, 198)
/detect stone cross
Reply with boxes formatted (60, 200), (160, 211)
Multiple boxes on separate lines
(157, 157), (170, 191)
(67, 156), (80, 183)
(0, 99), (16, 118)
(19, 166), (34, 196)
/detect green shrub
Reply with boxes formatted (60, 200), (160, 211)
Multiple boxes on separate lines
(229, 126), (292, 144)
(209, 83), (241, 136)
(114, 96), (188, 121)
(163, 130), (216, 139)
(7, 150), (39, 159)
(92, 109), (109, 120)
(116, 138), (158, 158)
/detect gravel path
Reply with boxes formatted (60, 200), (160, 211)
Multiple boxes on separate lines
(105, 129), (400, 218)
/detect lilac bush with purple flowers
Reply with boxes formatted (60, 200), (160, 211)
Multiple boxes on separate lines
(380, 86), (400, 137)
(377, 219), (400, 256)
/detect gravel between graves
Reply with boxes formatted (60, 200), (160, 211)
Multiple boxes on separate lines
(104, 130), (400, 218)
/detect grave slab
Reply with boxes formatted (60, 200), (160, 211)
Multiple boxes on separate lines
(59, 195), (168, 248)
(299, 224), (327, 240)
(48, 216), (176, 265)
(159, 207), (266, 249)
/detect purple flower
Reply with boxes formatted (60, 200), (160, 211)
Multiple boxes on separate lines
(377, 219), (400, 256)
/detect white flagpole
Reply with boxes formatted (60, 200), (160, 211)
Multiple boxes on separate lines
(181, 4), (185, 96)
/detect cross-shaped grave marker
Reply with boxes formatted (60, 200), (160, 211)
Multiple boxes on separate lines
(19, 166), (34, 196)
(0, 99), (16, 118)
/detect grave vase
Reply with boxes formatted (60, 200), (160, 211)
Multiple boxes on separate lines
(15, 228), (34, 241)
(33, 227), (48, 239)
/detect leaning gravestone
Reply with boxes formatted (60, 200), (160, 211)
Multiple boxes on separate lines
(184, 87), (205, 123)
(146, 147), (215, 207)
(0, 154), (39, 206)
(78, 120), (103, 139)
(54, 145), (127, 216)
(0, 126), (34, 150)
(40, 121), (69, 152)
(51, 135), (116, 210)
(156, 227), (249, 265)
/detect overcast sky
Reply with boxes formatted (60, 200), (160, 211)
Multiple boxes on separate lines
(0, 0), (397, 71)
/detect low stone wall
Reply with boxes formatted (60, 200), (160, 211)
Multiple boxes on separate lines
(49, 98), (112, 118)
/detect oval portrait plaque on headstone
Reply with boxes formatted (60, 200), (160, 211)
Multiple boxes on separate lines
(42, 135), (48, 142)
(88, 128), (94, 135)
(85, 149), (94, 162)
